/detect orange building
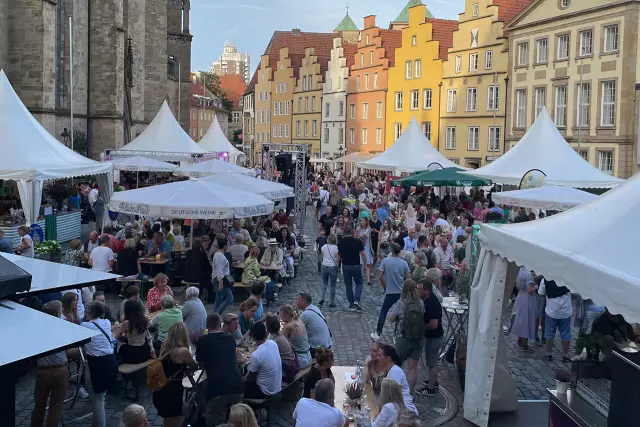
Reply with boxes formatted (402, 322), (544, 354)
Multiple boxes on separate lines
(346, 16), (402, 154)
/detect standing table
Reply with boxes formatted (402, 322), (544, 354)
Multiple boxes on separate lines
(440, 297), (469, 360)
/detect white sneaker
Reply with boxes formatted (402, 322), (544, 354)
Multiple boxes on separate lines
(370, 332), (381, 341)
(78, 386), (89, 399)
(276, 283), (283, 289)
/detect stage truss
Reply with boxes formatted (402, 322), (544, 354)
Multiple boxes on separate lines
(104, 150), (228, 163)
(262, 143), (308, 231)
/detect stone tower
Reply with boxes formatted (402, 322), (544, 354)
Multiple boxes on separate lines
(166, 0), (192, 132)
(334, 11), (359, 43)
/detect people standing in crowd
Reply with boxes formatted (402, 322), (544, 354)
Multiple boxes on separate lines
(403, 229), (418, 253)
(433, 235), (454, 289)
(184, 239), (213, 302)
(369, 209), (382, 261)
(294, 378), (347, 427)
(378, 219), (394, 260)
(303, 347), (335, 398)
(266, 316), (300, 382)
(297, 293), (332, 355)
(416, 279), (444, 396)
(356, 217), (374, 286)
(145, 273), (173, 313)
(181, 286), (207, 343)
(539, 279), (573, 362)
(318, 205), (335, 236)
(244, 322), (282, 399)
(280, 304), (312, 370)
(372, 243), (410, 341)
(511, 267), (538, 352)
(89, 235), (115, 273)
(337, 226), (366, 311)
(319, 234), (340, 307)
(213, 237), (234, 314)
(115, 299), (155, 364)
(372, 379), (405, 427)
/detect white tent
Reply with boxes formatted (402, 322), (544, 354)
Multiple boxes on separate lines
(198, 116), (244, 163)
(199, 173), (294, 200)
(464, 108), (623, 188)
(357, 118), (460, 173)
(331, 152), (376, 164)
(114, 101), (207, 160)
(109, 179), (273, 219)
(175, 158), (256, 178)
(309, 157), (331, 164)
(108, 156), (177, 172)
(0, 69), (113, 224)
(464, 172), (640, 427)
(491, 186), (598, 211)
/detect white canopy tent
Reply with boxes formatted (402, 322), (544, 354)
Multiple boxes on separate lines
(199, 173), (294, 200)
(464, 172), (640, 427)
(175, 158), (256, 178)
(491, 186), (598, 211)
(357, 118), (460, 173)
(112, 101), (208, 161)
(0, 69), (113, 225)
(464, 108), (624, 188)
(331, 152), (376, 164)
(198, 116), (244, 164)
(309, 157), (331, 164)
(108, 156), (177, 172)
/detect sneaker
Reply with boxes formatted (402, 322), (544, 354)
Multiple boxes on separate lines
(367, 281), (373, 287)
(544, 354), (553, 362)
(421, 380), (439, 388)
(353, 302), (363, 311)
(329, 303), (336, 308)
(562, 355), (572, 363)
(276, 283), (283, 289)
(348, 304), (357, 312)
(78, 386), (89, 399)
(318, 299), (325, 306)
(370, 332), (381, 341)
(416, 386), (437, 396)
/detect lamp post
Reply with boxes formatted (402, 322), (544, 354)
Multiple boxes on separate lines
(169, 55), (181, 126)
(61, 128), (71, 147)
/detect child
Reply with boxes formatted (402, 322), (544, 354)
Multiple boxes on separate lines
(315, 227), (327, 274)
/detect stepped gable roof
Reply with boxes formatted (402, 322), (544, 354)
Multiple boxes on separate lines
(342, 40), (359, 69)
(393, 0), (434, 24)
(218, 74), (247, 109)
(379, 30), (403, 67)
(244, 69), (258, 95)
(426, 18), (458, 60)
(265, 31), (338, 79)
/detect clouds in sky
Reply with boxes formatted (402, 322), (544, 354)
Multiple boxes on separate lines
(190, 0), (464, 74)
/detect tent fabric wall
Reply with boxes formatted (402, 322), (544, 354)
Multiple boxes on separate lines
(16, 180), (43, 226)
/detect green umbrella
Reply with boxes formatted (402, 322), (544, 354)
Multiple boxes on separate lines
(390, 167), (492, 187)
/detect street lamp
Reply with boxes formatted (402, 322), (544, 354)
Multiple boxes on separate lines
(169, 55), (181, 126)
(61, 128), (71, 147)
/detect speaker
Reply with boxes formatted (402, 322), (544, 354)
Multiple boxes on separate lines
(275, 154), (292, 171)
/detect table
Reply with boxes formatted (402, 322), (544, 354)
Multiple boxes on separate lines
(332, 366), (378, 425)
(139, 257), (169, 277)
(149, 311), (161, 319)
(440, 297), (469, 360)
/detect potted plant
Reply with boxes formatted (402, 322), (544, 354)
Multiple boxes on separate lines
(34, 240), (62, 262)
(576, 333), (615, 361)
(555, 369), (571, 394)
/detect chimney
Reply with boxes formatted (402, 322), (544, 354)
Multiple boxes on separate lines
(364, 15), (376, 29)
(292, 28), (301, 36)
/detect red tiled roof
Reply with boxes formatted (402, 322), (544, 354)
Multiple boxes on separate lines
(492, 0), (535, 23)
(379, 30), (403, 67)
(265, 31), (337, 79)
(218, 74), (247, 110)
(426, 18), (458, 60)
(343, 41), (358, 69)
(244, 68), (258, 95)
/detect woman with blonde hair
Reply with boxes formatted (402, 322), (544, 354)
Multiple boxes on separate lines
(227, 403), (259, 427)
(425, 268), (444, 301)
(397, 409), (421, 427)
(120, 404), (148, 427)
(372, 378), (405, 427)
(280, 304), (312, 369)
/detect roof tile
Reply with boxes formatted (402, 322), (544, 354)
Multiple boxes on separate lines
(426, 18), (459, 60)
(492, 0), (535, 24)
(379, 30), (403, 67)
(218, 74), (247, 110)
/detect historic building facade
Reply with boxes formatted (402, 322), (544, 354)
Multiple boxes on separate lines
(219, 74), (246, 143)
(385, 4), (456, 151)
(254, 54), (273, 162)
(505, 0), (639, 178)
(0, 0), (192, 159)
(189, 74), (228, 142)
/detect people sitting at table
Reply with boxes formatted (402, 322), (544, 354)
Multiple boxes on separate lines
(278, 226), (297, 277)
(244, 322), (282, 399)
(118, 285), (144, 322)
(237, 298), (259, 336)
(115, 299), (155, 364)
(377, 344), (418, 415)
(260, 238), (284, 286)
(280, 304), (312, 370)
(63, 239), (86, 266)
(162, 222), (175, 246)
(141, 231), (172, 274)
(195, 313), (244, 427)
(227, 403), (259, 427)
(150, 295), (183, 348)
(213, 237), (235, 314)
(62, 291), (82, 324)
(182, 286), (207, 343)
(120, 404), (148, 427)
(266, 316), (300, 382)
(297, 293), (332, 356)
(152, 322), (198, 427)
(184, 239), (213, 303)
(372, 378), (405, 427)
(145, 273), (173, 312)
(84, 231), (99, 254)
(242, 246), (276, 300)
(303, 347), (334, 398)
(89, 235), (115, 273)
(117, 237), (140, 278)
(229, 234), (249, 263)
(223, 312), (245, 346)
(365, 342), (387, 397)
(93, 291), (117, 324)
(293, 378), (348, 427)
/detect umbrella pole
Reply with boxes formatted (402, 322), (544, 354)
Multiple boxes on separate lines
(190, 219), (193, 249)
(136, 171), (139, 189)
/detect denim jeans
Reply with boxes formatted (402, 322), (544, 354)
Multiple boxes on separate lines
(376, 293), (401, 335)
(265, 280), (276, 300)
(92, 392), (106, 427)
(342, 264), (363, 305)
(321, 265), (338, 304)
(214, 286), (234, 314)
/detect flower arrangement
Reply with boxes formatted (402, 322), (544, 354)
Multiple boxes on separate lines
(35, 240), (62, 255)
(554, 369), (571, 383)
(345, 381), (364, 400)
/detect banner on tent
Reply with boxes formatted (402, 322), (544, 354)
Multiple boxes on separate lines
(519, 169), (546, 190)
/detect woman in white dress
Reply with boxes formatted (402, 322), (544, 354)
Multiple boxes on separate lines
(372, 378), (405, 427)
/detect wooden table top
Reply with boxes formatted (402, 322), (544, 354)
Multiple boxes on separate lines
(232, 262), (281, 271)
(139, 258), (169, 265)
(332, 365), (379, 424)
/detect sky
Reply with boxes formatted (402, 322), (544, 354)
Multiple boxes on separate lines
(190, 0), (465, 75)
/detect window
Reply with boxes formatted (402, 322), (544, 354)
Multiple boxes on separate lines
(312, 96), (316, 112)
(468, 127), (480, 150)
(365, 74), (369, 90)
(535, 38), (548, 63)
(375, 128), (382, 145)
(233, 112), (240, 123)
(360, 53), (364, 66)
(598, 151), (613, 174)
(560, 0), (570, 8)
(601, 81), (616, 127)
(266, 132), (269, 142)
(485, 50), (493, 70)
(324, 127), (329, 144)
(487, 85), (499, 111)
(411, 90), (419, 110)
(469, 53), (478, 71)
(415, 60), (421, 78)
(395, 92), (403, 111)
(305, 97), (309, 111)
(578, 149), (588, 161)
(296, 121), (300, 137)
(447, 89), (457, 112)
(325, 102), (330, 117)
(579, 30), (593, 56)
(394, 123), (402, 141)
(466, 88), (477, 111)
(284, 124), (289, 137)
(372, 73), (378, 90)
(297, 97), (302, 112)
(445, 127), (456, 150)
(409, 35), (416, 46)
(285, 101), (290, 115)
(304, 120), (309, 137)
(273, 124), (277, 136)
(516, 89), (527, 128)
(370, 51), (374, 65)
(279, 124), (284, 137)
(356, 76), (360, 91)
(266, 109), (270, 123)
(376, 102), (383, 119)
(455, 55), (462, 73)
(534, 87), (546, 118)
(555, 85), (567, 127)
(472, 3), (479, 17)
(339, 101), (344, 117)
(278, 101), (283, 115)
(577, 83), (590, 127)
(349, 104), (356, 119)
(362, 128), (368, 145)
(275, 84), (279, 94)
(362, 103), (369, 119)
(405, 61), (412, 79)
(423, 89), (432, 109)
(312, 120), (317, 137)
(557, 34), (569, 60)
(604, 25), (619, 52)
(517, 42), (528, 66)
(422, 122), (432, 141)
(349, 128), (355, 144)
(366, 34), (369, 44)
(488, 126), (500, 152)
(339, 128), (344, 144)
(302, 76), (307, 90)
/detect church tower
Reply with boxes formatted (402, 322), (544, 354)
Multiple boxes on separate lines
(334, 7), (359, 43)
(166, 0), (192, 132)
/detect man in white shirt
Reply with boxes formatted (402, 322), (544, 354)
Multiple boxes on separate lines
(293, 378), (348, 427)
(88, 184), (99, 206)
(538, 279), (573, 363)
(244, 322), (282, 399)
(433, 236), (454, 276)
(88, 235), (115, 272)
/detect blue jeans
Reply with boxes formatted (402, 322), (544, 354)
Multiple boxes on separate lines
(342, 264), (363, 305)
(321, 265), (338, 304)
(265, 280), (276, 300)
(376, 293), (400, 335)
(214, 286), (234, 314)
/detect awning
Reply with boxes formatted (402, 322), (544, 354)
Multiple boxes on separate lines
(391, 167), (492, 187)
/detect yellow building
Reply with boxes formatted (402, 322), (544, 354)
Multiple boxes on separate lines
(253, 54), (273, 161)
(505, 0), (639, 178)
(439, 0), (531, 168)
(385, 4), (457, 150)
(271, 47), (295, 145)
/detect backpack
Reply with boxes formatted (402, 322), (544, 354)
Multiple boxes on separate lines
(401, 301), (425, 341)
(146, 358), (168, 391)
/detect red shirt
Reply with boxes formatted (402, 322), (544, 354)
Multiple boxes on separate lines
(145, 285), (174, 312)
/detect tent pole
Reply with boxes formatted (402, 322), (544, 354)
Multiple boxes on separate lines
(136, 171), (139, 189)
(190, 219), (193, 249)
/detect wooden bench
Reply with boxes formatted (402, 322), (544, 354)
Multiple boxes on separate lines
(118, 360), (152, 401)
(243, 393), (282, 427)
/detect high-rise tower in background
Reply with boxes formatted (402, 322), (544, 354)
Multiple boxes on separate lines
(211, 40), (250, 84)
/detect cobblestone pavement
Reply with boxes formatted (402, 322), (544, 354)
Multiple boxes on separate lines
(15, 217), (570, 426)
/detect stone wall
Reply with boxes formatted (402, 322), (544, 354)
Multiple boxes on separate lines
(0, 0), (8, 71)
(167, 0), (191, 132)
(126, 0), (146, 125)
(144, 0), (167, 123)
